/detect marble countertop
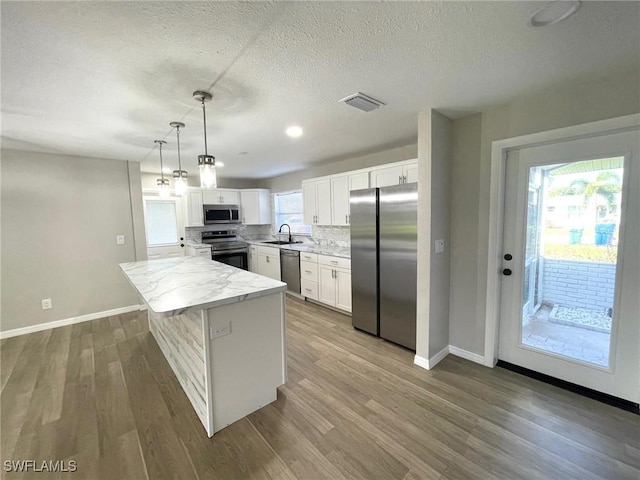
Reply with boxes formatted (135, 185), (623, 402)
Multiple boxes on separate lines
(120, 256), (286, 317)
(245, 240), (351, 259)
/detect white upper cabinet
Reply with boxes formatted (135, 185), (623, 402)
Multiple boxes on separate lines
(240, 189), (271, 225)
(370, 160), (417, 187)
(184, 188), (204, 227)
(303, 179), (331, 226)
(405, 162), (418, 184)
(202, 188), (239, 205)
(302, 159), (414, 227)
(331, 171), (369, 226)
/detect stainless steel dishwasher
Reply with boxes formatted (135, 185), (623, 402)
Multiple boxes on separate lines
(280, 249), (301, 294)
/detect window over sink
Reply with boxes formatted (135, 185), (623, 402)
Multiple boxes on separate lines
(274, 191), (311, 235)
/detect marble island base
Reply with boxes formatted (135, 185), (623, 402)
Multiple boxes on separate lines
(148, 292), (286, 437)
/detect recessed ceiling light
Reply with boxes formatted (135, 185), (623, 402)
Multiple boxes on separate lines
(529, 1), (581, 27)
(286, 126), (303, 138)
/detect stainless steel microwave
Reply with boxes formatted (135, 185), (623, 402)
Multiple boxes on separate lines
(203, 204), (241, 224)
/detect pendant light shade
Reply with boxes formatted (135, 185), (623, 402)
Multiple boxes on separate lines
(155, 140), (170, 198)
(193, 90), (217, 189)
(170, 121), (188, 196)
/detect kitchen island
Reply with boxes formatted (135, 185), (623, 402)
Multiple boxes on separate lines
(120, 256), (287, 437)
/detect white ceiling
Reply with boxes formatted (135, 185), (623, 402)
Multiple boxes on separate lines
(2, 1), (638, 179)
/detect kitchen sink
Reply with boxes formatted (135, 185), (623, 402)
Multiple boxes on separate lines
(262, 240), (303, 245)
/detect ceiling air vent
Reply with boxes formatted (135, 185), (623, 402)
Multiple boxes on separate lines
(339, 92), (385, 112)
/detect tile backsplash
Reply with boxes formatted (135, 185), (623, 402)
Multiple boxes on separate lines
(311, 225), (351, 246)
(186, 224), (351, 246)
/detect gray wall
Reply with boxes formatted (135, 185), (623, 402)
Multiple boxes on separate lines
(415, 111), (452, 362)
(260, 143), (418, 193)
(448, 114), (482, 351)
(1, 149), (146, 332)
(449, 69), (640, 356)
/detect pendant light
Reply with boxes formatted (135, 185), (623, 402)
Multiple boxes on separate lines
(170, 121), (188, 196)
(193, 90), (217, 188)
(154, 140), (170, 198)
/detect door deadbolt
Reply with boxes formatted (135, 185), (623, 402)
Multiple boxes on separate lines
(504, 254), (513, 261)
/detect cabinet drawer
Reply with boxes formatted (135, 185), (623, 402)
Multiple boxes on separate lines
(257, 245), (280, 256)
(301, 279), (318, 301)
(196, 248), (211, 257)
(300, 252), (318, 263)
(318, 254), (350, 270)
(300, 261), (318, 280)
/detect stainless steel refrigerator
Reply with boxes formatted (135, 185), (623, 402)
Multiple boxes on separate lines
(350, 184), (418, 350)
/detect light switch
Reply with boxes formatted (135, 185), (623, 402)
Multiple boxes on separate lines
(116, 235), (125, 245)
(435, 239), (445, 254)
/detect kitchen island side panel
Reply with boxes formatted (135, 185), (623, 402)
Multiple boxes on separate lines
(148, 309), (208, 429)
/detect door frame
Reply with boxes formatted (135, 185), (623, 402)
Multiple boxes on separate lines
(483, 113), (640, 367)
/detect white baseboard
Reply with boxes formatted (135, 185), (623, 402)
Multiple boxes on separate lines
(448, 345), (485, 365)
(414, 345), (449, 370)
(0, 305), (145, 339)
(414, 345), (486, 370)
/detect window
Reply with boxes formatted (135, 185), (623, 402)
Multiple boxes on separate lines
(144, 199), (179, 245)
(274, 191), (311, 235)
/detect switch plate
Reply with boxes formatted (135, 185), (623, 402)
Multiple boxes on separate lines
(211, 321), (231, 339)
(41, 298), (52, 310)
(435, 239), (445, 254)
(116, 235), (125, 245)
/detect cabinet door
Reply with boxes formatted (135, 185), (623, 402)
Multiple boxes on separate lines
(249, 247), (258, 272)
(349, 172), (370, 192)
(335, 268), (352, 312)
(318, 265), (336, 306)
(315, 179), (332, 225)
(302, 181), (316, 225)
(331, 176), (349, 226)
(202, 189), (219, 204)
(185, 189), (204, 227)
(404, 162), (418, 184)
(258, 253), (280, 280)
(370, 165), (404, 188)
(220, 190), (239, 205)
(240, 191), (259, 224)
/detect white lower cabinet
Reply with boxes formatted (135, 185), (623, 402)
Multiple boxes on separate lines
(249, 245), (258, 273)
(185, 244), (212, 258)
(300, 253), (319, 300)
(317, 255), (351, 312)
(257, 246), (281, 281)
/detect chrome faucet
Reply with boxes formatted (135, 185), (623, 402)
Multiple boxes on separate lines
(278, 223), (292, 243)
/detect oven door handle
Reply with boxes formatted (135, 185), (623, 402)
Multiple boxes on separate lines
(213, 248), (248, 255)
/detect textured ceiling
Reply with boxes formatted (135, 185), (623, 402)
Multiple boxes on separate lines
(2, 1), (639, 179)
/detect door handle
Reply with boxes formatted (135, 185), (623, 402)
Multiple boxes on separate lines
(504, 254), (513, 261)
(266, 256), (270, 263)
(345, 214), (348, 224)
(399, 175), (402, 184)
(502, 268), (512, 276)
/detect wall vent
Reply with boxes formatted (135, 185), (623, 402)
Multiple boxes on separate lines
(339, 92), (385, 112)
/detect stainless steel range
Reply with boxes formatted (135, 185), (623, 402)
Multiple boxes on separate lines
(201, 230), (249, 270)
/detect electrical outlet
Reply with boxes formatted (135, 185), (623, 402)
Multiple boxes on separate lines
(116, 235), (125, 245)
(41, 298), (52, 310)
(435, 239), (445, 254)
(211, 322), (231, 339)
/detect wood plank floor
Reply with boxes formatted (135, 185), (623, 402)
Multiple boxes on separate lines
(1, 296), (638, 479)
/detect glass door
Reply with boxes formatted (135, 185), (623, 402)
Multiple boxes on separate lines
(498, 130), (639, 403)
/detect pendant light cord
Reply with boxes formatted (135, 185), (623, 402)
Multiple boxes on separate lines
(159, 142), (165, 181)
(201, 99), (208, 156)
(176, 125), (182, 171)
